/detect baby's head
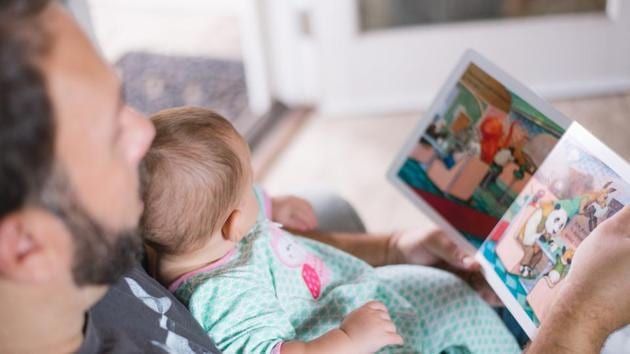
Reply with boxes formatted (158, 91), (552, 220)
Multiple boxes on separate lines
(141, 107), (259, 259)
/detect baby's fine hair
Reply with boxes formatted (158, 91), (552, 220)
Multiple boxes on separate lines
(141, 107), (245, 255)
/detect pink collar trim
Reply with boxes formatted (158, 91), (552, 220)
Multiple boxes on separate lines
(167, 248), (237, 293)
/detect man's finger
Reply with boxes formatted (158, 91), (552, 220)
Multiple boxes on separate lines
(426, 232), (479, 270)
(479, 286), (502, 306)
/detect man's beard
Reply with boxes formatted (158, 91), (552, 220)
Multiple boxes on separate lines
(39, 166), (142, 286)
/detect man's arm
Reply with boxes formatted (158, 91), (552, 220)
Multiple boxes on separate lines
(274, 194), (475, 269)
(288, 229), (391, 267)
(527, 285), (610, 353)
(292, 228), (477, 272)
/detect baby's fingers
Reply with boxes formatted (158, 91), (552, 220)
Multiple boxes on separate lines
(294, 202), (318, 230)
(383, 332), (404, 346)
(381, 319), (397, 333)
(285, 214), (310, 231)
(366, 301), (388, 312)
(291, 210), (316, 231)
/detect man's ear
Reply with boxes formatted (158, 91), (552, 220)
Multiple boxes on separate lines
(0, 210), (67, 284)
(221, 209), (242, 242)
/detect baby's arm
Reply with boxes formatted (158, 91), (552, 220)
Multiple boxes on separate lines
(281, 301), (403, 354)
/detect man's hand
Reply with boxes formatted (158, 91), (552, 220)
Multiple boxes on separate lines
(340, 301), (404, 353)
(529, 205), (630, 353)
(271, 195), (318, 232)
(554, 205), (630, 331)
(387, 228), (478, 270)
(387, 228), (501, 305)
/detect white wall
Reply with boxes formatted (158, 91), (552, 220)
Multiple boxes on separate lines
(260, 0), (630, 116)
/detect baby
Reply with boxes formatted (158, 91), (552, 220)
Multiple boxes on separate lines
(141, 107), (520, 354)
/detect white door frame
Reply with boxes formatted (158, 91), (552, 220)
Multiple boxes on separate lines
(248, 0), (320, 108)
(240, 0), (273, 115)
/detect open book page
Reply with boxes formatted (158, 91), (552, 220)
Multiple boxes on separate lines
(477, 122), (630, 338)
(388, 50), (570, 252)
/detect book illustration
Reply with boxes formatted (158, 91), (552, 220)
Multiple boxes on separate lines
(512, 181), (616, 279)
(397, 63), (564, 241)
(480, 128), (630, 328)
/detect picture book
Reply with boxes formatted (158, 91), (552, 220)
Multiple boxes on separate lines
(477, 123), (630, 337)
(387, 50), (630, 337)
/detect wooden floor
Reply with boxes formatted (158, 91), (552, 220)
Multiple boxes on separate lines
(260, 93), (630, 234)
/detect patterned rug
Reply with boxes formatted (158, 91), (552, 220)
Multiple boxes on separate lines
(115, 52), (256, 135)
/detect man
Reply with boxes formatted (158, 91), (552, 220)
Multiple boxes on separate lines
(0, 1), (223, 352)
(0, 1), (628, 353)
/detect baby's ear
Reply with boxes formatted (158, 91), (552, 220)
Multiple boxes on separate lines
(221, 209), (242, 242)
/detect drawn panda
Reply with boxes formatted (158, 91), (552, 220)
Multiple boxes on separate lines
(516, 201), (569, 277)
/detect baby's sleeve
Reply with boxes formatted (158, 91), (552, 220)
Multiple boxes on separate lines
(187, 275), (295, 354)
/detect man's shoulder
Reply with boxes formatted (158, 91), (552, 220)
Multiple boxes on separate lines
(86, 264), (221, 354)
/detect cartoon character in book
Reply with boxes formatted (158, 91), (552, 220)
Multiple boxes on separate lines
(578, 181), (616, 231)
(515, 182), (616, 278)
(560, 181), (615, 219)
(510, 130), (532, 174)
(424, 121), (449, 143)
(420, 122), (456, 167)
(516, 201), (569, 278)
(479, 115), (517, 165)
(543, 247), (574, 288)
(480, 147), (514, 188)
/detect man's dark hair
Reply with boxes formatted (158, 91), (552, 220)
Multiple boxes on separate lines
(0, 0), (54, 218)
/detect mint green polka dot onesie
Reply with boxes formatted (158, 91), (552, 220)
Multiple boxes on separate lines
(171, 188), (520, 354)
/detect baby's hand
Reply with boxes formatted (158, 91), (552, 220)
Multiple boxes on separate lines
(271, 195), (318, 232)
(340, 301), (404, 353)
